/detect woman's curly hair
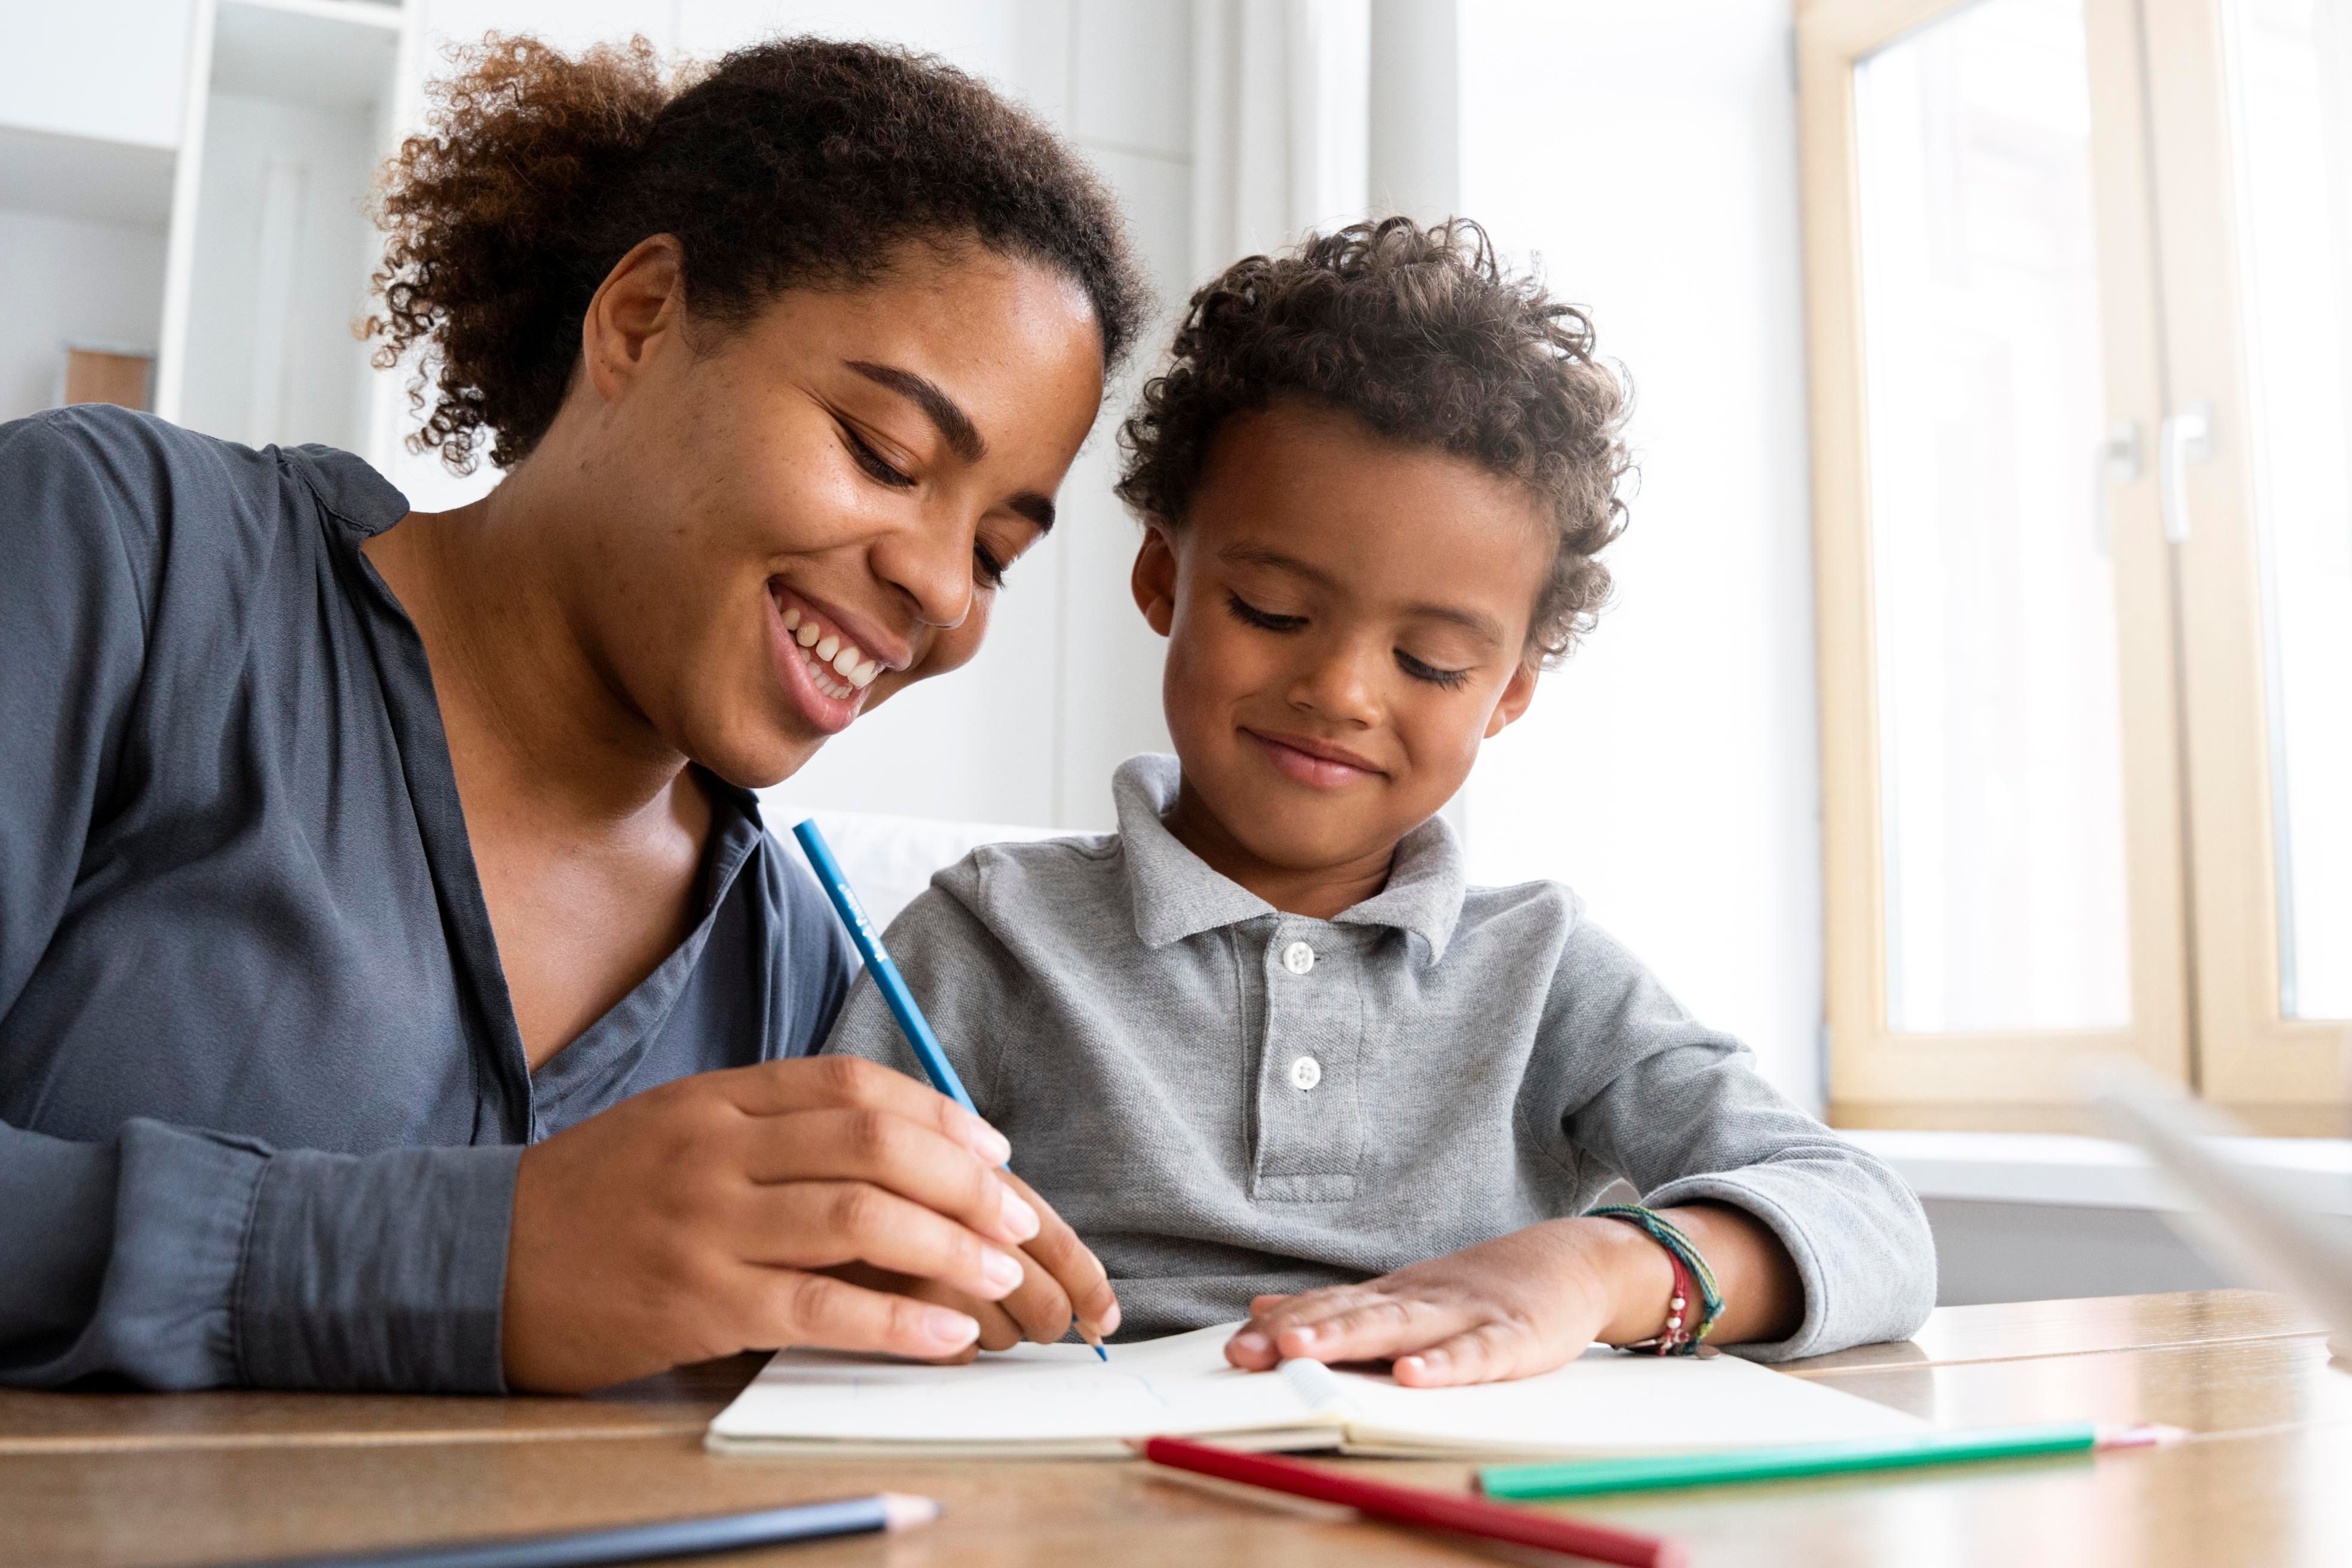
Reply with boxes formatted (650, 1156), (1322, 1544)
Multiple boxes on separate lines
(368, 33), (1148, 473)
(1116, 217), (1631, 663)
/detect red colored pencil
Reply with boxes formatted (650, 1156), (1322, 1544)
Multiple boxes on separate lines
(1139, 1435), (1687, 1568)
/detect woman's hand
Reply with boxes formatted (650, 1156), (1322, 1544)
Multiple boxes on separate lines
(1222, 1218), (1677, 1388)
(502, 1055), (1067, 1392)
(826, 1168), (1119, 1360)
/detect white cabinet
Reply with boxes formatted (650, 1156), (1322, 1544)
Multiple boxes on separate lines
(1, 0), (412, 445)
(0, 0), (196, 149)
(0, 1), (198, 423)
(166, 0), (405, 452)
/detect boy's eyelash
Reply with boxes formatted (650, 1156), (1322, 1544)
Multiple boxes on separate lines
(844, 427), (916, 489)
(974, 543), (1007, 590)
(1229, 592), (1472, 688)
(1396, 650), (1473, 690)
(1225, 592), (1306, 632)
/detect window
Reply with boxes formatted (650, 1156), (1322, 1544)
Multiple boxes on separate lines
(1799, 0), (2351, 1130)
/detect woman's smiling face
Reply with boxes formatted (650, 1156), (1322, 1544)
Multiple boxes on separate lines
(553, 237), (1108, 789)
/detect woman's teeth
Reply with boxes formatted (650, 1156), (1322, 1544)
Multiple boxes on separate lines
(780, 605), (880, 699)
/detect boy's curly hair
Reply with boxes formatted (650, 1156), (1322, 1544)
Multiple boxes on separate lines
(368, 33), (1147, 473)
(1116, 217), (1631, 663)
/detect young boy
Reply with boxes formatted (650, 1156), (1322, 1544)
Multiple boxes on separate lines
(825, 218), (1935, 1385)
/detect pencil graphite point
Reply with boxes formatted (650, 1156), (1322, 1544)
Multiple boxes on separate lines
(1082, 1325), (1109, 1361)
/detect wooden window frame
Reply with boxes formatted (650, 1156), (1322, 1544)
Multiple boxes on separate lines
(1800, 0), (2351, 1131)
(2139, 0), (2352, 1128)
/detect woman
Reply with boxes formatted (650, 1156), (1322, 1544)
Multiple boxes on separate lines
(0, 35), (1144, 1394)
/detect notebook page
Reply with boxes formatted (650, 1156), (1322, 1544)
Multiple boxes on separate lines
(706, 1324), (1336, 1450)
(1328, 1346), (1927, 1458)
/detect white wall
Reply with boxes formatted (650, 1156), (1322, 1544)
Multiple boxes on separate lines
(1452, 1), (1824, 1105)
(387, 0), (1188, 829)
(0, 210), (169, 421)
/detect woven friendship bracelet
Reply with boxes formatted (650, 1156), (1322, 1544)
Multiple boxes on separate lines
(1585, 1204), (1726, 1356)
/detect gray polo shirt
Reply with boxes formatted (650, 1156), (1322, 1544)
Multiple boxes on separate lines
(0, 407), (853, 1392)
(826, 754), (1935, 1359)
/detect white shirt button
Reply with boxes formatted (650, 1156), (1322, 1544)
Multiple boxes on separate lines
(1289, 1055), (1322, 1091)
(1281, 940), (1315, 975)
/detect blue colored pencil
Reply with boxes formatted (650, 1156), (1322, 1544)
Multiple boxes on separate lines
(253, 1494), (939, 1568)
(791, 817), (1108, 1361)
(792, 818), (979, 1114)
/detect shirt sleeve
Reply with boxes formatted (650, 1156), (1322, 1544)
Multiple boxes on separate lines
(1542, 912), (1937, 1361)
(0, 411), (516, 1392)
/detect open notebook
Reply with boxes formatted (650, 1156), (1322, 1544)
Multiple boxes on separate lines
(707, 1323), (1925, 1459)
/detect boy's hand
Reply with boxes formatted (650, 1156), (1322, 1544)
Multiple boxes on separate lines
(1223, 1218), (1674, 1388)
(828, 1169), (1121, 1358)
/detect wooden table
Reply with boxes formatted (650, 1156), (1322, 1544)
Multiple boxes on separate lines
(7, 1290), (2348, 1567)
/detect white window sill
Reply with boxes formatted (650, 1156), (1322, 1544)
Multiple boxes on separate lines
(1844, 1128), (2352, 1217)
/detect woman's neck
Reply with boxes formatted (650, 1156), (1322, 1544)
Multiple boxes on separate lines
(1161, 777), (1395, 921)
(362, 464), (691, 836)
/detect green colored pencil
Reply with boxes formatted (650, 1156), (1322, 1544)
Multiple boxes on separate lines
(1477, 1422), (2187, 1500)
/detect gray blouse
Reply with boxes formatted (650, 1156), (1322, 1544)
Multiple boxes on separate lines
(0, 407), (853, 1392)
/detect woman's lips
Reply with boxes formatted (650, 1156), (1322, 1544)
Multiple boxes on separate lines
(1246, 728), (1385, 789)
(767, 588), (873, 735)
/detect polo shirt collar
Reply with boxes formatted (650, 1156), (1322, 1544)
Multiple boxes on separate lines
(1111, 753), (1466, 964)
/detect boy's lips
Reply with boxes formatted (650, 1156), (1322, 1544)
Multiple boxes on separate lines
(1245, 728), (1386, 789)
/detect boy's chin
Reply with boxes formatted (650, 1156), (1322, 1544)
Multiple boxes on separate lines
(1236, 808), (1410, 875)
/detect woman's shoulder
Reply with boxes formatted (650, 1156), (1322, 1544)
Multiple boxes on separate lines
(0, 407), (403, 594)
(4, 403), (272, 509)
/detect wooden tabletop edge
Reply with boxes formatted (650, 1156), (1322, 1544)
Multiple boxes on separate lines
(0, 1419), (713, 1457)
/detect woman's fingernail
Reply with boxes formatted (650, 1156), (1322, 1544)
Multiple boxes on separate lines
(982, 1248), (1024, 1294)
(1101, 1300), (1122, 1336)
(1289, 1325), (1318, 1347)
(999, 1186), (1040, 1241)
(1233, 1331), (1269, 1356)
(1398, 1356), (1425, 1377)
(926, 1307), (979, 1348)
(966, 1118), (1012, 1164)
(1420, 1349), (1448, 1371)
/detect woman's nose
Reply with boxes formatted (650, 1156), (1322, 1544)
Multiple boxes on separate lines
(870, 508), (977, 632)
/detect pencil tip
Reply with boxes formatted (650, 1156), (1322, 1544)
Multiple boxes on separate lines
(1094, 1342), (1109, 1361)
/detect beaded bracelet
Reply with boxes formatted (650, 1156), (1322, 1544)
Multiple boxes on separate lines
(1585, 1204), (1725, 1356)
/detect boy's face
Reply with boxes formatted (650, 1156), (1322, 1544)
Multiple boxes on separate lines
(1131, 401), (1548, 877)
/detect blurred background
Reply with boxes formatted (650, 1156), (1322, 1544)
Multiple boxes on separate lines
(3, 0), (2345, 1305)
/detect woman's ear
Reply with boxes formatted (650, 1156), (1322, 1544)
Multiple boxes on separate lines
(1483, 658), (1542, 739)
(1131, 523), (1179, 637)
(580, 235), (688, 403)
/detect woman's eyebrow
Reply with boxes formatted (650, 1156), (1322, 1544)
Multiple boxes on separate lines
(844, 360), (985, 463)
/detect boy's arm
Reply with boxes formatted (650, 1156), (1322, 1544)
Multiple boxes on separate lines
(1544, 918), (1938, 1361)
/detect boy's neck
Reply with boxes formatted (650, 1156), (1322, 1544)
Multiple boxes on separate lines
(1162, 776), (1397, 921)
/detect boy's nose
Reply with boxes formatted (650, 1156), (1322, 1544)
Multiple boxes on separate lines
(1288, 647), (1382, 726)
